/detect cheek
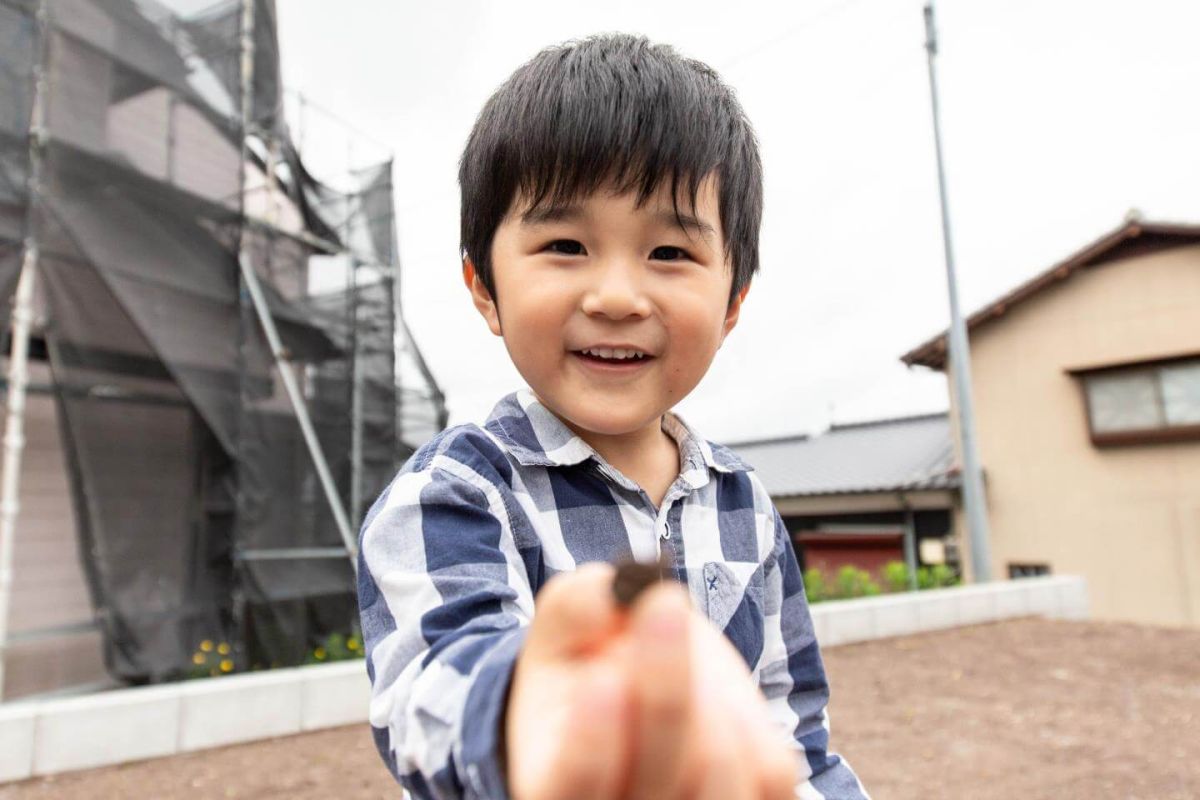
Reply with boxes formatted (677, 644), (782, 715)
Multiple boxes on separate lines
(667, 300), (728, 359)
(658, 306), (727, 396)
(497, 290), (573, 369)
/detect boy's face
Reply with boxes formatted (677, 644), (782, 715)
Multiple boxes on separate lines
(464, 175), (748, 439)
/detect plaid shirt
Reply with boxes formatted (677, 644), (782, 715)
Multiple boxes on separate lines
(357, 389), (868, 799)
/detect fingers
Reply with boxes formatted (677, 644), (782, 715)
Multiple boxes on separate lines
(625, 583), (693, 800)
(759, 745), (801, 800)
(734, 692), (800, 800)
(736, 710), (799, 800)
(695, 744), (756, 800)
(525, 563), (619, 660)
(549, 666), (631, 800)
(689, 696), (795, 800)
(690, 694), (758, 800)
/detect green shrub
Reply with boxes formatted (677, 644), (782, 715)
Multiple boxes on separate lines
(917, 564), (959, 589)
(184, 628), (364, 681)
(835, 565), (881, 599)
(881, 561), (912, 593)
(803, 561), (961, 605)
(186, 638), (236, 679)
(803, 567), (829, 604)
(303, 630), (365, 665)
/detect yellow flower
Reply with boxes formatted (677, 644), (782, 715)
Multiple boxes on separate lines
(200, 640), (213, 652)
(192, 653), (205, 665)
(220, 659), (234, 673)
(314, 647), (327, 660)
(217, 642), (230, 655)
(347, 637), (360, 650)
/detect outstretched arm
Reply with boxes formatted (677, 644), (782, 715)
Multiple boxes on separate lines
(358, 455), (532, 799)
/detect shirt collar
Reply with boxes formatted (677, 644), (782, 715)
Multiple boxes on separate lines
(483, 389), (753, 485)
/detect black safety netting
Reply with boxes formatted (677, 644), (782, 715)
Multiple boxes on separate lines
(0, 0), (446, 684)
(0, 0), (34, 332)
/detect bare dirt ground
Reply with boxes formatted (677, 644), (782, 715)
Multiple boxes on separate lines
(2, 617), (1197, 799)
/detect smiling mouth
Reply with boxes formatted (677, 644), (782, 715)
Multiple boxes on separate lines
(570, 350), (656, 369)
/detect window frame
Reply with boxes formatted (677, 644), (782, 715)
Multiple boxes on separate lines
(1070, 352), (1200, 447)
(1008, 563), (1051, 579)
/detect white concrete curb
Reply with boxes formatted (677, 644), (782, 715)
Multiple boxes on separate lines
(0, 576), (1088, 784)
(811, 575), (1089, 647)
(0, 660), (369, 784)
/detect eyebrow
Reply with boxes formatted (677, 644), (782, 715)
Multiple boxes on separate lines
(653, 210), (716, 240)
(521, 204), (717, 240)
(521, 204), (584, 226)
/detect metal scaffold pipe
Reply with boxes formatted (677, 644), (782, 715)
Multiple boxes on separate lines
(0, 0), (49, 700)
(923, 1), (994, 581)
(236, 0), (358, 568)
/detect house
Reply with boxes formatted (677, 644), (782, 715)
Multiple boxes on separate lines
(902, 218), (1200, 627)
(727, 413), (961, 577)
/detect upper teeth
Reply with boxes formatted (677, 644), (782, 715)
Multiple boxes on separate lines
(581, 347), (646, 360)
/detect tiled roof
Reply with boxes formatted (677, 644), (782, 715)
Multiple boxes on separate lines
(725, 413), (959, 498)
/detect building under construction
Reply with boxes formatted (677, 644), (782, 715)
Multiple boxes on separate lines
(0, 0), (446, 699)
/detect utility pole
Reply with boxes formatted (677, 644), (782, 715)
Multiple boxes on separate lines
(923, 1), (993, 582)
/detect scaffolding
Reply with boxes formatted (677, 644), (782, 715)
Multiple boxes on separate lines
(0, 0), (446, 693)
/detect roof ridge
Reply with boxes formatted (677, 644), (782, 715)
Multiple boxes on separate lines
(829, 411), (949, 431)
(724, 410), (950, 448)
(721, 432), (811, 448)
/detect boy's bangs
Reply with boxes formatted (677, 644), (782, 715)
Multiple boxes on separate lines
(512, 121), (721, 223)
(500, 40), (732, 222)
(460, 33), (762, 302)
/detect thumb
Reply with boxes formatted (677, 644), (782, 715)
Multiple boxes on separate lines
(525, 562), (621, 660)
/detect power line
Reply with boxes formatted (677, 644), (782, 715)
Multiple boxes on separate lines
(720, 0), (886, 72)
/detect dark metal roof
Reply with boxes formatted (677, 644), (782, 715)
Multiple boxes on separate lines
(901, 218), (1200, 370)
(725, 413), (959, 498)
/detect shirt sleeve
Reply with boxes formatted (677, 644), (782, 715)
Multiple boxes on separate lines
(357, 450), (534, 800)
(758, 506), (871, 800)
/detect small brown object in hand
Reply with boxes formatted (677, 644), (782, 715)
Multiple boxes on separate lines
(611, 555), (671, 608)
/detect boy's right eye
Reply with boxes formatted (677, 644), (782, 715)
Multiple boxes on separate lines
(545, 239), (586, 256)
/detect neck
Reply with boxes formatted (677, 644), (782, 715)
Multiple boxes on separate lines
(567, 416), (673, 470)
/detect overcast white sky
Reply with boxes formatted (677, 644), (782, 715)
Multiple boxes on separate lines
(278, 0), (1200, 444)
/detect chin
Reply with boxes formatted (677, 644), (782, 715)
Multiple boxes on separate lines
(558, 401), (656, 437)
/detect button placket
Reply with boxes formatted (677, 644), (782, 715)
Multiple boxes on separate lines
(655, 496), (677, 540)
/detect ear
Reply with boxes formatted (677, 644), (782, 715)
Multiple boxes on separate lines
(720, 281), (751, 342)
(463, 258), (503, 337)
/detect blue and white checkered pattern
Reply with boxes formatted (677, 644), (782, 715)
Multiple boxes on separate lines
(357, 389), (869, 799)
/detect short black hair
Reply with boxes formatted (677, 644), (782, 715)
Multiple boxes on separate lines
(458, 33), (763, 307)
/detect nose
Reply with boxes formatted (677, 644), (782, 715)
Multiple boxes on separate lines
(580, 258), (652, 320)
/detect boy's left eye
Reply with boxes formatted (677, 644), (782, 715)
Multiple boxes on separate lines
(650, 245), (689, 261)
(545, 239), (586, 256)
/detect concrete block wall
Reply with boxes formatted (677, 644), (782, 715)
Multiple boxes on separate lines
(0, 660), (369, 784)
(810, 575), (1089, 647)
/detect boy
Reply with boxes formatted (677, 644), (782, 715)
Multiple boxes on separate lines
(358, 33), (869, 799)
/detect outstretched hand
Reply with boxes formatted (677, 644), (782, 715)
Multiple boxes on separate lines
(504, 563), (797, 800)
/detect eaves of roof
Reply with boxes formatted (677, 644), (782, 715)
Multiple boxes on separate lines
(726, 413), (960, 499)
(901, 218), (1200, 371)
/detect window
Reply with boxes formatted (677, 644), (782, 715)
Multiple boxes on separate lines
(1077, 356), (1200, 445)
(1008, 563), (1051, 579)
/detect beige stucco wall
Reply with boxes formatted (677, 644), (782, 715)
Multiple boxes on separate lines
(946, 242), (1200, 627)
(2, 363), (109, 699)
